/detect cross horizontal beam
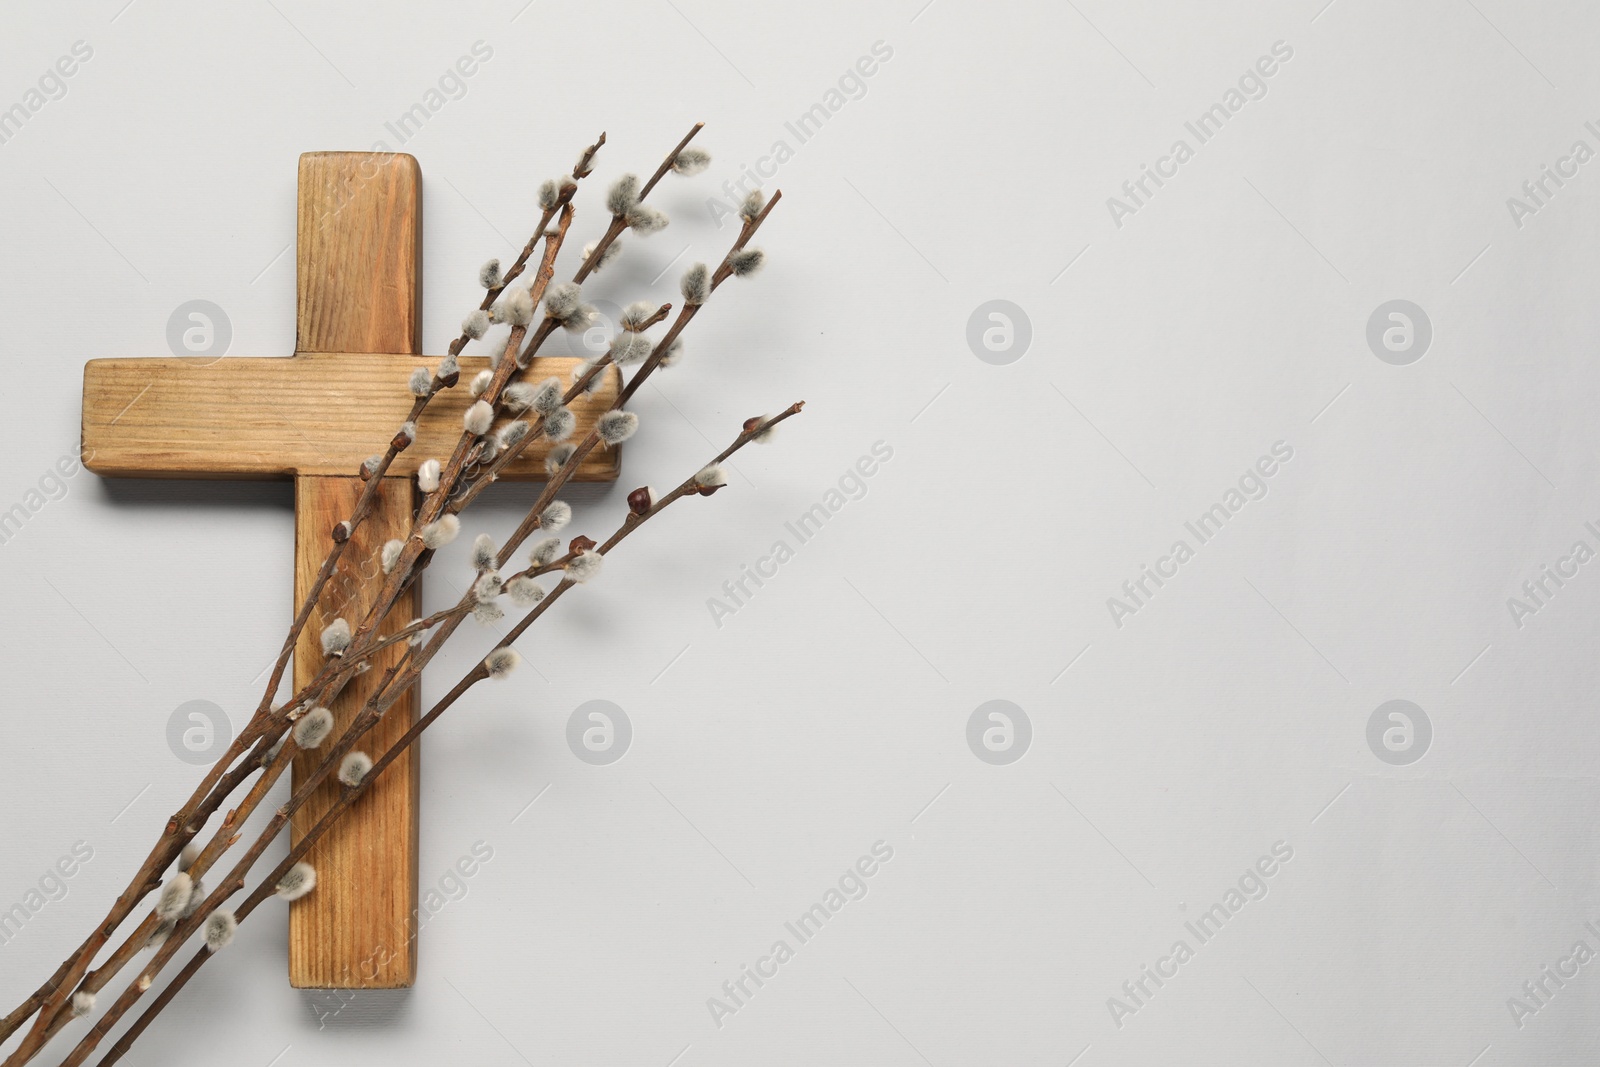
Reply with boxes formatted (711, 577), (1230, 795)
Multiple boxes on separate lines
(81, 352), (621, 480)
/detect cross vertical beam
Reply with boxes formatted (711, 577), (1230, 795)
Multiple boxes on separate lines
(287, 152), (421, 989)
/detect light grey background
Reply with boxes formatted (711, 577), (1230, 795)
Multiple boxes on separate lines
(3, 0), (1598, 1064)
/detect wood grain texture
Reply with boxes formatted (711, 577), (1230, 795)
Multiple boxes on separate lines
(297, 152), (422, 355)
(80, 352), (622, 481)
(289, 475), (420, 989)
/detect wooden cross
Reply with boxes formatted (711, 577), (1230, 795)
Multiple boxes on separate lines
(80, 153), (620, 988)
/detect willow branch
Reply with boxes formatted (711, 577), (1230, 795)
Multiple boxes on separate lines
(0, 150), (608, 1065)
(88, 404), (805, 1067)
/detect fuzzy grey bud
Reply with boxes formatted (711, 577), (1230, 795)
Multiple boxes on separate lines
(621, 301), (656, 330)
(625, 204), (669, 234)
(538, 177), (563, 211)
(293, 707), (335, 749)
(491, 288), (534, 327)
(420, 513), (461, 549)
(204, 909), (237, 952)
(508, 576), (546, 605)
(529, 537), (563, 566)
(338, 751), (373, 787)
(462, 309), (491, 340)
(612, 332), (653, 366)
(471, 533), (497, 571)
(544, 281), (583, 323)
(729, 247), (766, 276)
(497, 421), (530, 450)
(544, 442), (576, 475)
(597, 410), (639, 445)
(564, 550), (603, 584)
(417, 458), (441, 493)
(740, 189), (766, 220)
(680, 262), (710, 304)
(606, 173), (640, 215)
(484, 647), (520, 679)
(464, 400), (494, 435)
(540, 501), (572, 532)
(562, 304), (598, 333)
(155, 873), (193, 922)
(320, 618), (352, 656)
(530, 376), (564, 415)
(408, 367), (431, 396)
(503, 382), (537, 412)
(672, 147), (712, 175)
(479, 258), (503, 289)
(544, 407), (576, 442)
(275, 862), (317, 902)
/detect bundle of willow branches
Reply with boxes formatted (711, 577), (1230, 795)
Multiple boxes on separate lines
(0, 123), (800, 1067)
